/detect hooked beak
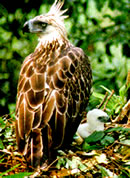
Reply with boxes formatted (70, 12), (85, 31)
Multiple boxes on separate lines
(22, 19), (47, 34)
(23, 21), (30, 33)
(22, 19), (39, 34)
(99, 116), (111, 123)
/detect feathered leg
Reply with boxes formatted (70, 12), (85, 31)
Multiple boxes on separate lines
(25, 124), (52, 168)
(25, 129), (43, 168)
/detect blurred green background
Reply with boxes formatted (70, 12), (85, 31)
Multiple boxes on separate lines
(0, 0), (129, 116)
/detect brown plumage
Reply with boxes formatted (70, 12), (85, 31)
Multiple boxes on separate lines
(15, 0), (92, 168)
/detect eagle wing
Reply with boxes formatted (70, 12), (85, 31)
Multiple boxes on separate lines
(15, 43), (92, 167)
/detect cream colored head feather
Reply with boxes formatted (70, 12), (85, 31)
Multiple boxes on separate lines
(23, 0), (68, 45)
(47, 0), (68, 20)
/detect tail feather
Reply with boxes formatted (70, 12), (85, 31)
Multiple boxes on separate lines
(16, 120), (26, 153)
(24, 125), (52, 168)
(26, 129), (43, 168)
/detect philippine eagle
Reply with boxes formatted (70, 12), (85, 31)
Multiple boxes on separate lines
(15, 0), (92, 168)
(77, 109), (110, 138)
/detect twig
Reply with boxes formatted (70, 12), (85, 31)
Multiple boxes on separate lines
(1, 111), (15, 120)
(103, 90), (115, 111)
(114, 99), (130, 123)
(97, 92), (108, 109)
(106, 140), (130, 150)
(44, 157), (60, 171)
(115, 141), (130, 147)
(0, 149), (12, 155)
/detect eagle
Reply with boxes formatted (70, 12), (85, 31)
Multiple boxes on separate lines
(77, 109), (110, 138)
(15, 0), (92, 168)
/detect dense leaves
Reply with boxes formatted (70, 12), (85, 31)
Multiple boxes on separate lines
(0, 117), (15, 149)
(0, 0), (129, 115)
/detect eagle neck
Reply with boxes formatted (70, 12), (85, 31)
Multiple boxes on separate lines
(35, 38), (70, 54)
(32, 39), (71, 63)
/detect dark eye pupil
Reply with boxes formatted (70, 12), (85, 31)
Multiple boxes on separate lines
(42, 23), (47, 28)
(98, 116), (109, 122)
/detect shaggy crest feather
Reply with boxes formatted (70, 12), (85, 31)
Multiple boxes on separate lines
(47, 0), (68, 20)
(35, 0), (69, 45)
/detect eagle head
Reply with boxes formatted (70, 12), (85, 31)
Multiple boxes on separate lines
(23, 0), (68, 44)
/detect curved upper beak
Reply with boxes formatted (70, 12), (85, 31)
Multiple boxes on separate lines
(23, 21), (30, 33)
(100, 116), (111, 123)
(22, 19), (45, 34)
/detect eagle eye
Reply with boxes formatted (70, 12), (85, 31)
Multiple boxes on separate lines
(98, 116), (110, 123)
(41, 22), (48, 29)
(34, 21), (48, 29)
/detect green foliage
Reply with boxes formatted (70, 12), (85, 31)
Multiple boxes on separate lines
(56, 155), (88, 173)
(55, 125), (129, 176)
(100, 135), (115, 146)
(66, 0), (129, 93)
(2, 172), (33, 178)
(0, 164), (21, 177)
(84, 131), (105, 143)
(0, 0), (129, 115)
(96, 165), (109, 177)
(0, 117), (15, 149)
(82, 127), (130, 151)
(105, 127), (130, 133)
(0, 163), (32, 177)
(90, 83), (128, 115)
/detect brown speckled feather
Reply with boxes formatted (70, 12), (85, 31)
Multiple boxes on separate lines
(15, 0), (92, 168)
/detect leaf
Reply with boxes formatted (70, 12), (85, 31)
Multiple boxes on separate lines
(5, 127), (12, 138)
(120, 139), (130, 146)
(3, 172), (33, 178)
(100, 85), (112, 94)
(101, 135), (115, 146)
(95, 153), (108, 164)
(65, 158), (73, 169)
(78, 162), (87, 172)
(0, 138), (5, 149)
(56, 157), (66, 169)
(0, 158), (4, 163)
(82, 142), (103, 151)
(119, 84), (127, 98)
(0, 117), (6, 132)
(82, 142), (90, 150)
(0, 164), (21, 177)
(105, 127), (130, 133)
(92, 92), (105, 100)
(119, 169), (130, 177)
(97, 165), (109, 177)
(84, 131), (105, 143)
